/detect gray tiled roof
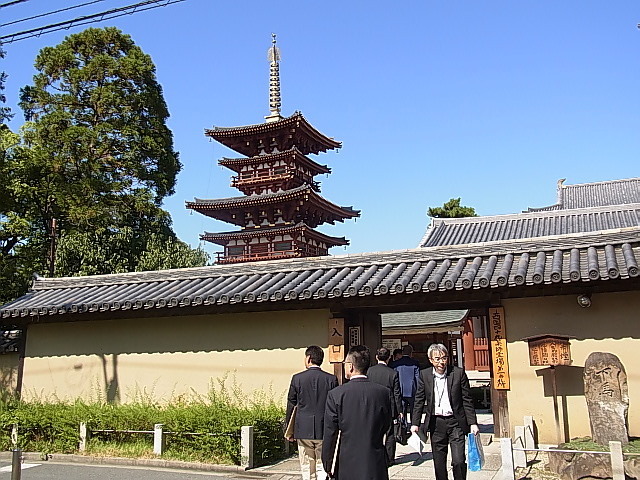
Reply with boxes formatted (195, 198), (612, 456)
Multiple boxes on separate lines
(381, 309), (468, 329)
(419, 204), (640, 248)
(527, 178), (640, 212)
(2, 228), (638, 320)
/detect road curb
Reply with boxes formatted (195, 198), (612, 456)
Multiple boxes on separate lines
(0, 451), (272, 476)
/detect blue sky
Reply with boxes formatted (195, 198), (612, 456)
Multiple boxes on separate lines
(2, 1), (639, 257)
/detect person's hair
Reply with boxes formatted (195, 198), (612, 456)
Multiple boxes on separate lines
(346, 345), (370, 374)
(376, 347), (390, 362)
(427, 343), (448, 359)
(401, 344), (413, 356)
(392, 348), (402, 357)
(305, 345), (324, 366)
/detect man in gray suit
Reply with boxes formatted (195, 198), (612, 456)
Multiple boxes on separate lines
(411, 343), (479, 480)
(286, 345), (338, 480)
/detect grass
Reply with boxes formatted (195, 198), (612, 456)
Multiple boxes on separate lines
(562, 436), (640, 454)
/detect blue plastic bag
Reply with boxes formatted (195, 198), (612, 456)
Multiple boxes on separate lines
(467, 433), (484, 472)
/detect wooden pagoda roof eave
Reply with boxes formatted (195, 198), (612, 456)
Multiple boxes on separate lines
(186, 186), (360, 225)
(200, 222), (349, 247)
(205, 112), (342, 154)
(218, 148), (332, 175)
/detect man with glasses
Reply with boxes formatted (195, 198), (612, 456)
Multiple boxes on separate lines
(410, 343), (479, 480)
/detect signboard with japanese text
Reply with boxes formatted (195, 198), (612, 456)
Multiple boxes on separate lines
(349, 326), (361, 347)
(489, 307), (510, 390)
(527, 336), (571, 366)
(328, 318), (345, 363)
(382, 338), (402, 352)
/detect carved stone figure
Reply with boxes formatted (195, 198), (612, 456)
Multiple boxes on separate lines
(584, 352), (629, 445)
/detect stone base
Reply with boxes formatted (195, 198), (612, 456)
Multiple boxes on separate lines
(548, 449), (638, 480)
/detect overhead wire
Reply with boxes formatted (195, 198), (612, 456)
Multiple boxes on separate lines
(1, 0), (109, 28)
(0, 0), (186, 44)
(0, 0), (30, 9)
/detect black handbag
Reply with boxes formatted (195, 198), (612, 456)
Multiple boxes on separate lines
(394, 418), (410, 445)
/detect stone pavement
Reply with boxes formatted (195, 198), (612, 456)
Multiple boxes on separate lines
(256, 412), (506, 480)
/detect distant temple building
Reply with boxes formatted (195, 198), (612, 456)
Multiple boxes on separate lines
(187, 35), (359, 264)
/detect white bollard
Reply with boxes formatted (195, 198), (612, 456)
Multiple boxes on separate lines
(153, 424), (165, 455)
(609, 441), (624, 480)
(10, 424), (17, 447)
(523, 415), (535, 449)
(513, 426), (527, 468)
(79, 422), (88, 451)
(500, 437), (516, 480)
(240, 425), (254, 469)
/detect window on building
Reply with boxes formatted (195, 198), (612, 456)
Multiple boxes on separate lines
(274, 241), (292, 252)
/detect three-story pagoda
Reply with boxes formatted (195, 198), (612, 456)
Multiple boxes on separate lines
(187, 36), (359, 264)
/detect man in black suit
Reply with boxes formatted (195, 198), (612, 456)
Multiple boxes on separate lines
(367, 347), (403, 467)
(411, 343), (479, 480)
(322, 345), (391, 480)
(286, 345), (339, 480)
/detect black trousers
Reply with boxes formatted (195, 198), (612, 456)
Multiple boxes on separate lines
(401, 396), (414, 422)
(430, 415), (467, 480)
(384, 420), (396, 466)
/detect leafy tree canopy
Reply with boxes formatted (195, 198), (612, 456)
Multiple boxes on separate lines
(0, 28), (207, 305)
(428, 198), (478, 218)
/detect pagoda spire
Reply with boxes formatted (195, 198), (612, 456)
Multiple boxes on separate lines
(265, 33), (283, 123)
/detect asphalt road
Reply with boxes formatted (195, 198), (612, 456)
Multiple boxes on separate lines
(0, 461), (261, 480)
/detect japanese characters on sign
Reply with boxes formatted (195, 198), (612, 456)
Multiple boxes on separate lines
(328, 318), (345, 363)
(489, 307), (510, 390)
(349, 326), (361, 347)
(527, 336), (571, 366)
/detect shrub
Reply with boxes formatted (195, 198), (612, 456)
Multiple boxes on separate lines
(0, 377), (287, 466)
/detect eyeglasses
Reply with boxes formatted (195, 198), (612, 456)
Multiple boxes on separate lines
(430, 356), (448, 363)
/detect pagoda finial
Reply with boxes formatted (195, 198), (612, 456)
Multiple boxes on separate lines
(265, 33), (283, 123)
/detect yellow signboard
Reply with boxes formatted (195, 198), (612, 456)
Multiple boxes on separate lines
(489, 307), (510, 390)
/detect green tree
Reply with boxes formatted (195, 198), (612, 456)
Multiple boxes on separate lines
(428, 198), (478, 218)
(0, 45), (12, 124)
(0, 28), (207, 304)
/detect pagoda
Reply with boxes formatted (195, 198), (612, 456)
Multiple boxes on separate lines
(187, 35), (360, 264)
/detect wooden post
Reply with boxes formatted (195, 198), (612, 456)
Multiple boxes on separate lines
(462, 316), (475, 371)
(11, 448), (21, 480)
(241, 425), (254, 469)
(79, 422), (88, 451)
(499, 437), (516, 480)
(513, 426), (527, 468)
(609, 441), (624, 480)
(550, 366), (562, 445)
(153, 424), (164, 455)
(523, 416), (535, 449)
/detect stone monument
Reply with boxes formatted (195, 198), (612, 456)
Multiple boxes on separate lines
(584, 352), (629, 445)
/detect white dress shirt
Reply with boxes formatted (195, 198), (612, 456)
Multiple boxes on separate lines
(433, 368), (453, 416)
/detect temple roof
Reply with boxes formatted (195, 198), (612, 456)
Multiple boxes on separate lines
(218, 148), (331, 176)
(2, 228), (638, 321)
(205, 112), (341, 157)
(419, 203), (640, 248)
(186, 185), (360, 227)
(201, 222), (349, 247)
(527, 177), (640, 212)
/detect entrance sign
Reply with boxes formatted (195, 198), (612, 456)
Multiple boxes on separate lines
(329, 318), (345, 363)
(488, 307), (510, 390)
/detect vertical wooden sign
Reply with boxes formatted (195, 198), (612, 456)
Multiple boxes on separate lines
(328, 318), (345, 363)
(489, 307), (510, 390)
